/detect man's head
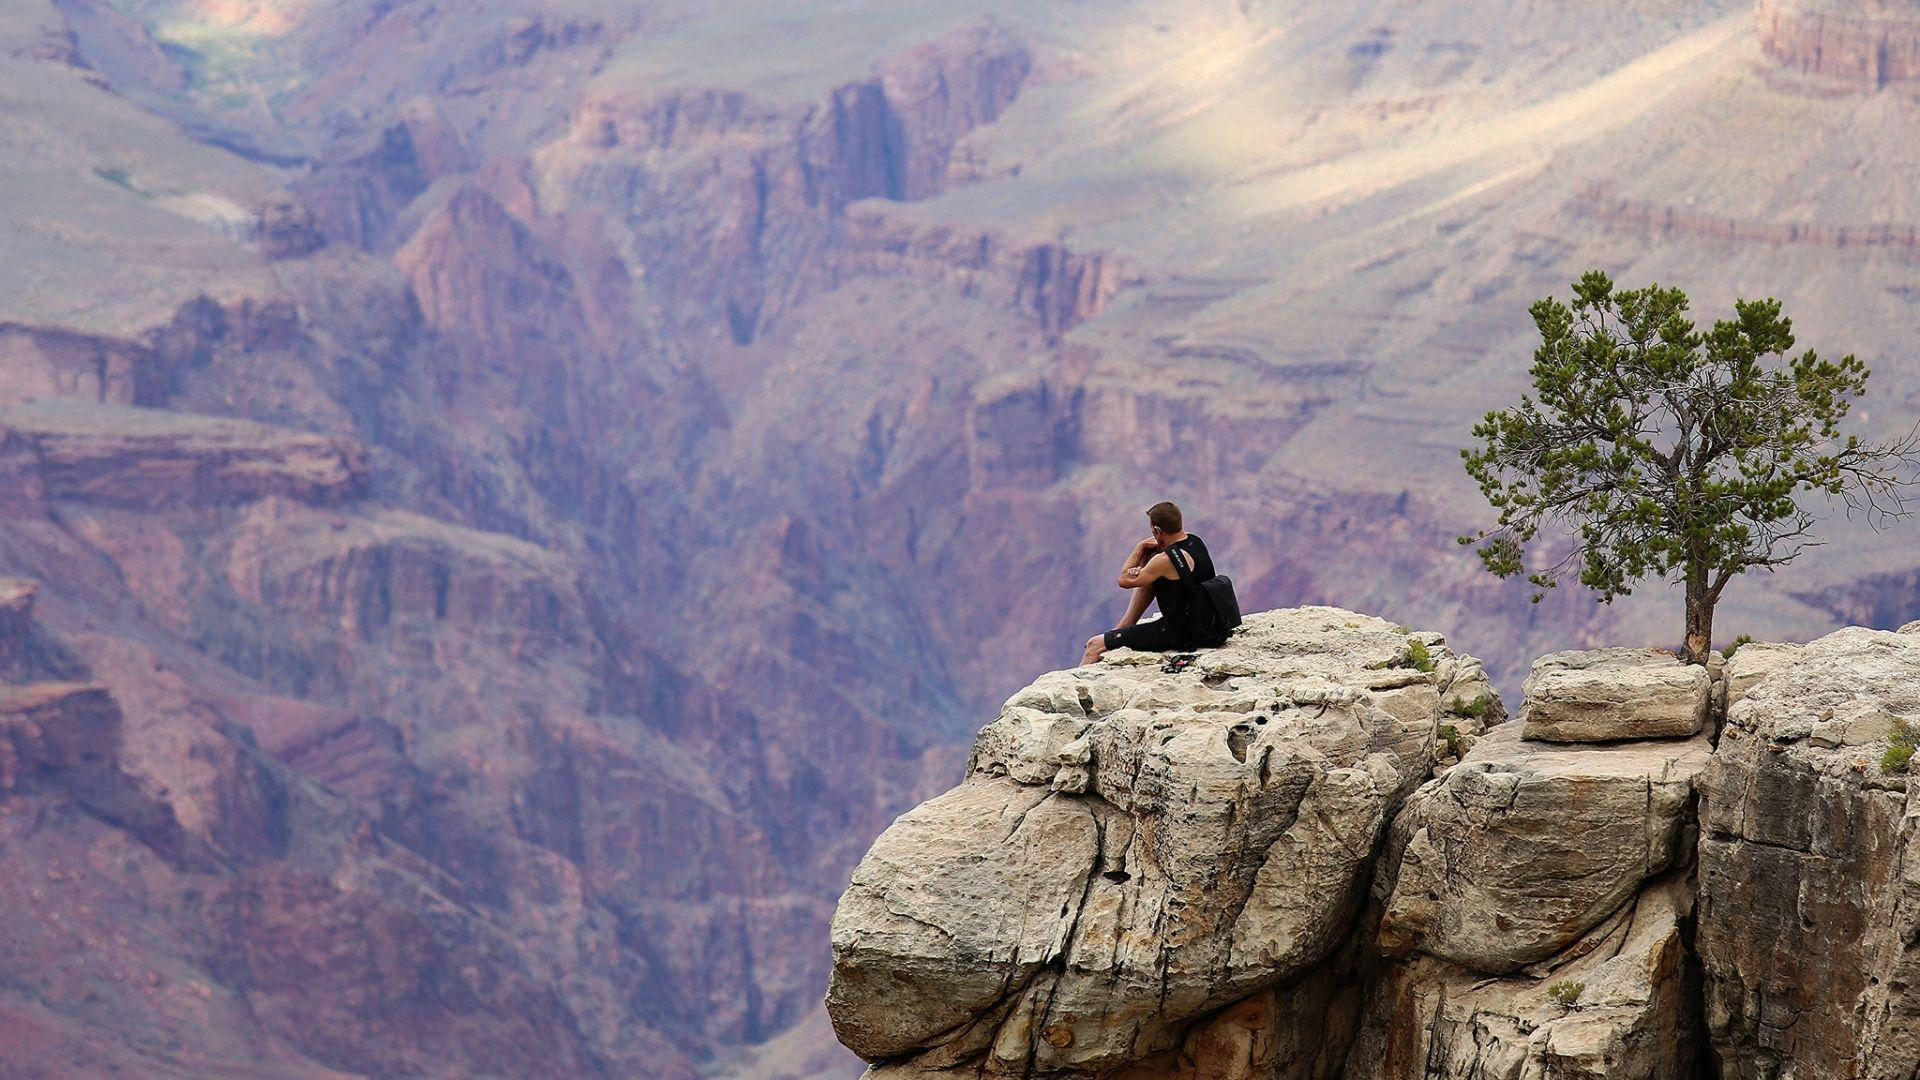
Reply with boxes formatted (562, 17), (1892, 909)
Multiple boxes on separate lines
(1147, 501), (1182, 540)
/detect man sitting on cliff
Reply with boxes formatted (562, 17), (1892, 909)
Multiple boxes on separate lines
(1081, 501), (1220, 665)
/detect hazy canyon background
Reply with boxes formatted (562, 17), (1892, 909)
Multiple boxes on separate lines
(0, 0), (1917, 1075)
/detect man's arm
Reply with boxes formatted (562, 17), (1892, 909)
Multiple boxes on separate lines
(1118, 551), (1173, 590)
(1115, 537), (1155, 588)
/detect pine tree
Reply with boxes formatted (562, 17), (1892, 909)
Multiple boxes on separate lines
(1461, 270), (1920, 662)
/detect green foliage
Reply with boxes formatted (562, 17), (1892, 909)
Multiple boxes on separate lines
(1723, 633), (1757, 659)
(1436, 723), (1462, 758)
(1461, 270), (1918, 659)
(1884, 716), (1917, 775)
(1447, 691), (1498, 719)
(1364, 638), (1437, 673)
(1546, 980), (1585, 1008)
(1407, 638), (1435, 673)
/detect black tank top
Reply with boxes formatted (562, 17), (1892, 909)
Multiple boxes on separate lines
(1152, 535), (1214, 645)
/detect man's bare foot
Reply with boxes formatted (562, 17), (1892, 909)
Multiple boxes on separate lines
(1081, 635), (1104, 665)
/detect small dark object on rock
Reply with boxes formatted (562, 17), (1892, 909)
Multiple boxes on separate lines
(1162, 654), (1197, 674)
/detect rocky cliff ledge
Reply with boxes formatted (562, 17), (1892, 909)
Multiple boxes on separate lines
(828, 607), (1920, 1078)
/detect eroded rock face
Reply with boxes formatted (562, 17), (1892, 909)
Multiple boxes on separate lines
(1723, 640), (1805, 709)
(1698, 624), (1920, 1079)
(1757, 0), (1920, 89)
(1349, 873), (1699, 1080)
(828, 607), (1500, 1075)
(0, 400), (368, 507)
(1375, 723), (1710, 973)
(1519, 648), (1712, 743)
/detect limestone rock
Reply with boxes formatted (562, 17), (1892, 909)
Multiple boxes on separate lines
(1697, 626), (1920, 1079)
(1347, 873), (1699, 1080)
(827, 607), (1500, 1075)
(1375, 722), (1710, 973)
(1108, 961), (1361, 1080)
(1436, 653), (1505, 735)
(1519, 648), (1711, 742)
(1723, 641), (1804, 708)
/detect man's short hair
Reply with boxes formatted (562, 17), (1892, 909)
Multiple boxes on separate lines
(1147, 501), (1182, 532)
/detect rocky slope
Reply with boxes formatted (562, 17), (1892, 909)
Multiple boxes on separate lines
(830, 609), (1920, 1078)
(3, 0), (1920, 1073)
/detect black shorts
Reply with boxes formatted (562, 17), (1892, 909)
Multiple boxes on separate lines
(1103, 619), (1183, 652)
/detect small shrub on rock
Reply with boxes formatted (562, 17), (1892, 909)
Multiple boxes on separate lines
(1365, 638), (1436, 673)
(1723, 633), (1756, 659)
(1884, 716), (1917, 775)
(1407, 638), (1435, 673)
(1447, 691), (1497, 719)
(1546, 980), (1585, 1008)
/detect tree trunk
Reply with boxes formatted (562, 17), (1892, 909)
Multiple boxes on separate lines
(1683, 566), (1713, 664)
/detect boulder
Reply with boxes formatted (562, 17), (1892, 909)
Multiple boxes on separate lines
(1723, 641), (1803, 709)
(827, 608), (1500, 1075)
(1347, 873), (1699, 1080)
(1375, 722), (1710, 973)
(1519, 648), (1711, 742)
(1697, 626), (1920, 1080)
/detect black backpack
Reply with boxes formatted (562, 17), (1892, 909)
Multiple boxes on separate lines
(1166, 544), (1242, 647)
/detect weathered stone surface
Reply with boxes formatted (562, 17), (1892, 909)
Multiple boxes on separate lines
(1109, 961), (1361, 1080)
(1757, 0), (1920, 88)
(1375, 722), (1710, 973)
(0, 576), (36, 679)
(1348, 873), (1699, 1080)
(828, 607), (1499, 1075)
(0, 681), (118, 791)
(1698, 625), (1920, 1080)
(1519, 648), (1711, 742)
(0, 322), (160, 406)
(0, 400), (367, 507)
(1723, 641), (1804, 708)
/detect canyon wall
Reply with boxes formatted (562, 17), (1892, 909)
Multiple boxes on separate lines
(1756, 0), (1920, 87)
(6, 0), (1920, 1074)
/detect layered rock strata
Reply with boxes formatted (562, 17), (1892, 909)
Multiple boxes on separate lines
(833, 617), (1920, 1078)
(828, 607), (1501, 1075)
(1698, 625), (1920, 1078)
(1756, 0), (1920, 88)
(1348, 873), (1698, 1080)
(1519, 647), (1713, 742)
(1374, 724), (1710, 972)
(0, 400), (368, 507)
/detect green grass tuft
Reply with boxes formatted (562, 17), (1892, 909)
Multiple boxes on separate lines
(1407, 637), (1435, 673)
(1723, 633), (1756, 659)
(1884, 716), (1917, 775)
(1447, 691), (1497, 719)
(1546, 980), (1585, 1008)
